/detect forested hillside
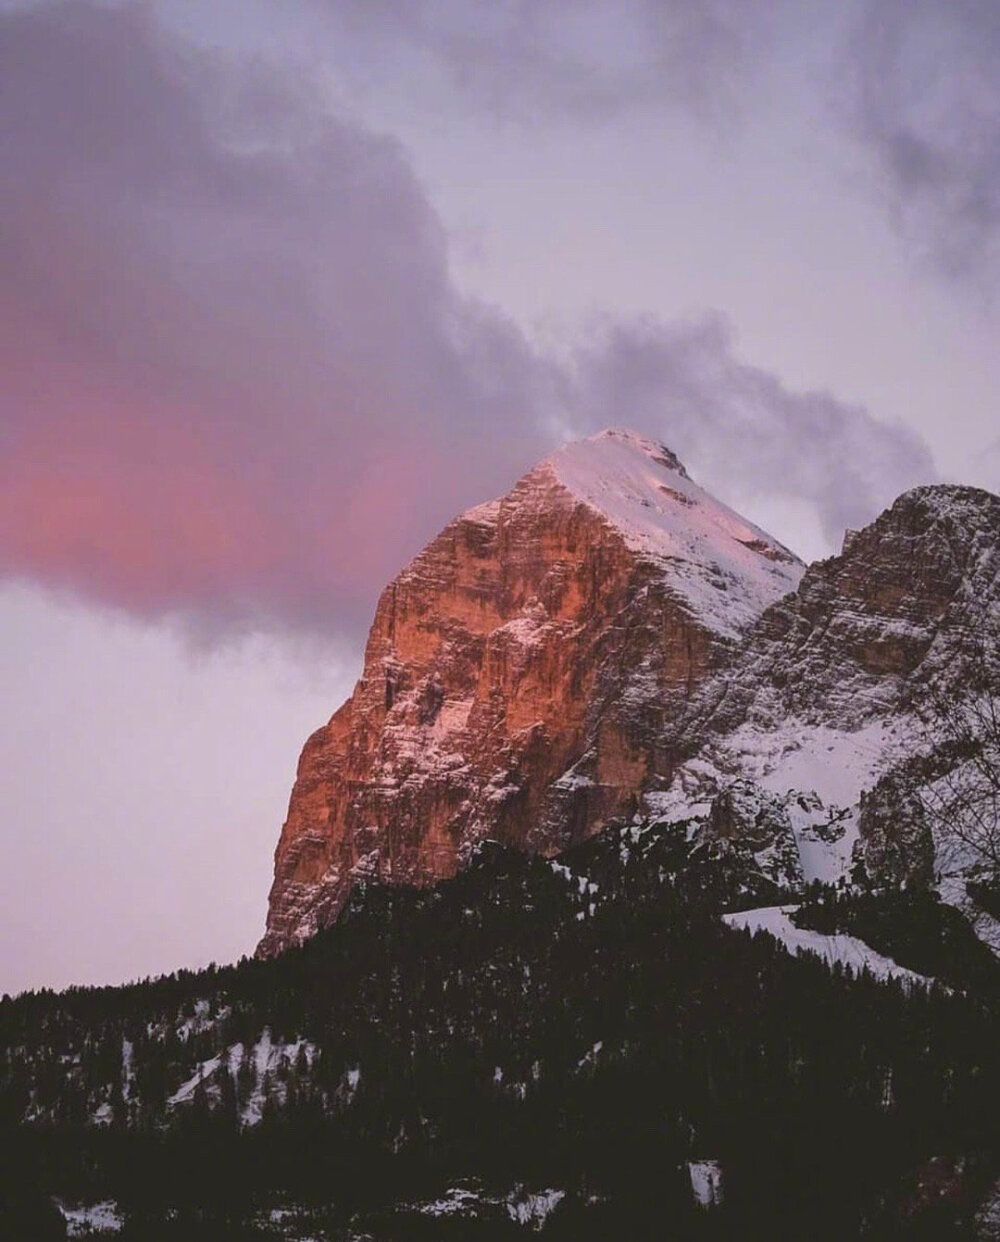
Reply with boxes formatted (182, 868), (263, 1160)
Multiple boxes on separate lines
(4, 824), (999, 1240)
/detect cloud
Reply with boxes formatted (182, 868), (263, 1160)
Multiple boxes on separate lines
(0, 2), (937, 641)
(312, 0), (770, 122)
(571, 314), (937, 544)
(844, 0), (1000, 285)
(0, 1), (563, 637)
(315, 0), (1000, 289)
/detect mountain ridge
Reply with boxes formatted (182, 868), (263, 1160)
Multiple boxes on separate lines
(261, 429), (999, 958)
(646, 478), (1000, 903)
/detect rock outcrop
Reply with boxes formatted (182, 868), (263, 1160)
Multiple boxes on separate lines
(259, 429), (803, 954)
(652, 483), (1000, 890)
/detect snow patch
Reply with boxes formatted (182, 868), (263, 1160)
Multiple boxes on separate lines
(937, 873), (1000, 958)
(723, 906), (930, 985)
(62, 1201), (123, 1236)
(651, 718), (911, 887)
(408, 1184), (565, 1229)
(166, 1053), (224, 1107)
(415, 1186), (482, 1218)
(688, 1161), (723, 1208)
(506, 1187), (565, 1228)
(167, 1030), (318, 1126)
(577, 1040), (603, 1069)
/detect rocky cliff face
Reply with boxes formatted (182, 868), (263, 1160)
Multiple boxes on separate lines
(651, 483), (1000, 895)
(259, 429), (803, 955)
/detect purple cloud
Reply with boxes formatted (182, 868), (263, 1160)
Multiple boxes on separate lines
(844, 0), (1000, 286)
(0, 1), (562, 636)
(571, 314), (937, 545)
(311, 0), (771, 122)
(0, 2), (937, 642)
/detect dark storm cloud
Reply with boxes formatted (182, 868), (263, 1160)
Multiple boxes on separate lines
(316, 0), (771, 121)
(573, 315), (937, 544)
(845, 0), (1000, 284)
(0, 2), (936, 639)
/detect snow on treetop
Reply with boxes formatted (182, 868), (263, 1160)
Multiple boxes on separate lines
(544, 428), (805, 638)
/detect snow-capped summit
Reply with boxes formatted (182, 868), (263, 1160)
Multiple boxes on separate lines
(541, 429), (803, 639)
(259, 430), (803, 955)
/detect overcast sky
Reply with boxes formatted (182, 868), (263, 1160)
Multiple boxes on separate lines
(2, 0), (998, 993)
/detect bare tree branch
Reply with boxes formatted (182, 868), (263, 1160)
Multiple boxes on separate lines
(917, 607), (1000, 879)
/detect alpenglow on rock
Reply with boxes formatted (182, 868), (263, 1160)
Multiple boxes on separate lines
(258, 429), (804, 955)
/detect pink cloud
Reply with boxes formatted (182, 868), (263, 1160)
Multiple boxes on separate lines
(0, 2), (557, 635)
(0, 3), (937, 641)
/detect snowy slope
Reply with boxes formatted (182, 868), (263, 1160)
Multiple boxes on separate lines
(166, 1029), (318, 1127)
(648, 717), (914, 886)
(546, 429), (805, 639)
(645, 480), (1000, 901)
(723, 906), (930, 985)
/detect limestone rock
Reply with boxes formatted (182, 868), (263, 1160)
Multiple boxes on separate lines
(259, 430), (803, 955)
(652, 483), (1000, 892)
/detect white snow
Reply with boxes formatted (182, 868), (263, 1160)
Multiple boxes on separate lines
(747, 720), (898, 810)
(62, 1201), (123, 1236)
(409, 1184), (564, 1228)
(495, 613), (551, 648)
(167, 1053), (224, 1107)
(546, 429), (804, 639)
(577, 1040), (604, 1069)
(240, 1030), (275, 1127)
(174, 998), (231, 1042)
(966, 906), (1000, 957)
(121, 1037), (134, 1101)
(463, 498), (503, 527)
(548, 859), (598, 898)
(723, 905), (930, 985)
(791, 815), (858, 885)
(167, 1030), (318, 1125)
(976, 1174), (1000, 1238)
(688, 1161), (723, 1208)
(552, 769), (595, 792)
(649, 716), (913, 887)
(506, 1187), (566, 1228)
(416, 1187), (482, 1218)
(937, 872), (1000, 957)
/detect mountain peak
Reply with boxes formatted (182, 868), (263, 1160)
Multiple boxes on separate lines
(886, 481), (1000, 527)
(260, 428), (806, 955)
(530, 427), (804, 639)
(574, 427), (691, 476)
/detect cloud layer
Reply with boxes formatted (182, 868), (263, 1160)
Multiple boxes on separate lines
(1, 2), (937, 640)
(573, 314), (936, 548)
(313, 0), (769, 122)
(317, 0), (1000, 290)
(845, 0), (1000, 285)
(0, 1), (564, 635)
